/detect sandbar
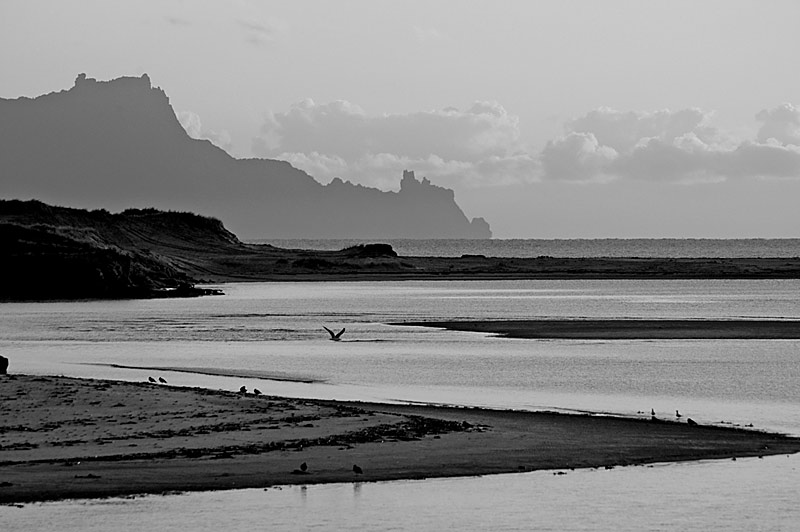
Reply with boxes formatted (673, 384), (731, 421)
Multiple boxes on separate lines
(397, 319), (800, 339)
(2, 374), (799, 504)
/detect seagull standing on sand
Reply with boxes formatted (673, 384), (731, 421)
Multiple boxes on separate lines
(324, 327), (346, 341)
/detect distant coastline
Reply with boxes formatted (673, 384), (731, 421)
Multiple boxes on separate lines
(255, 238), (800, 259)
(4, 199), (800, 301)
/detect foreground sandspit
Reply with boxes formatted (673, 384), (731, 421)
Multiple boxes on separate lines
(2, 375), (799, 504)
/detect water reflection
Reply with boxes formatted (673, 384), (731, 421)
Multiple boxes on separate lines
(4, 456), (798, 532)
(3, 280), (800, 530)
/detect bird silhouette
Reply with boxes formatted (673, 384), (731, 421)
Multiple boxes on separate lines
(324, 326), (346, 341)
(239, 386), (247, 394)
(148, 377), (156, 383)
(650, 408), (656, 417)
(291, 462), (310, 475)
(352, 464), (363, 474)
(158, 377), (167, 384)
(675, 410), (682, 418)
(253, 388), (262, 396)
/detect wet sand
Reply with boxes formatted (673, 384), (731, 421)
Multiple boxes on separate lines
(398, 319), (800, 339)
(2, 375), (799, 504)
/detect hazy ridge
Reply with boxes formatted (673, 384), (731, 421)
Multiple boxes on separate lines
(0, 74), (490, 240)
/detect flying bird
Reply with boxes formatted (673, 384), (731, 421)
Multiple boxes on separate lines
(324, 326), (346, 341)
(352, 464), (363, 475)
(158, 377), (167, 384)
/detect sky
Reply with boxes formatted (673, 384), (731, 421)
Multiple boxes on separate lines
(2, 0), (800, 238)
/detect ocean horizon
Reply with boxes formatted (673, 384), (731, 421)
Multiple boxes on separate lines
(251, 238), (800, 259)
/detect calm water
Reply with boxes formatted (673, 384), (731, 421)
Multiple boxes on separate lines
(2, 279), (800, 530)
(6, 456), (800, 532)
(255, 238), (800, 258)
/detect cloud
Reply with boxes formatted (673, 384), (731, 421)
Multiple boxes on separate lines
(178, 111), (233, 153)
(251, 98), (800, 189)
(607, 137), (723, 183)
(541, 132), (617, 182)
(542, 105), (800, 182)
(567, 107), (717, 152)
(237, 18), (285, 46)
(756, 103), (800, 146)
(726, 141), (800, 179)
(252, 99), (534, 187)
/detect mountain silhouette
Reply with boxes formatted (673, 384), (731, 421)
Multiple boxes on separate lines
(0, 74), (491, 239)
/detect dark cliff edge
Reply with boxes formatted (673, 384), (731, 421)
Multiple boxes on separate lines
(0, 200), (228, 300)
(3, 200), (800, 301)
(0, 73), (490, 239)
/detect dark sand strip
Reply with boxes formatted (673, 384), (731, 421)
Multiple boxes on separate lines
(396, 319), (800, 339)
(1, 375), (799, 504)
(87, 364), (321, 383)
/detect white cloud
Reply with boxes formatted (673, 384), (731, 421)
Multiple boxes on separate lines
(725, 141), (800, 179)
(567, 107), (715, 153)
(178, 111), (233, 153)
(756, 103), (800, 146)
(541, 132), (617, 182)
(542, 105), (800, 182)
(250, 99), (800, 189)
(252, 99), (533, 187)
(608, 137), (723, 183)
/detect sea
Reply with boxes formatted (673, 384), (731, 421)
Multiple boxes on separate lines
(254, 238), (800, 258)
(2, 240), (800, 531)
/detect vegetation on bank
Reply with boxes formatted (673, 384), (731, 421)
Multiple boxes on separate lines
(3, 199), (800, 301)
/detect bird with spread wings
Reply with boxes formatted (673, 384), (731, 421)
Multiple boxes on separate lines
(323, 326), (346, 341)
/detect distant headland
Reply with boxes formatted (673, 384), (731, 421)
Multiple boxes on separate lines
(0, 73), (490, 240)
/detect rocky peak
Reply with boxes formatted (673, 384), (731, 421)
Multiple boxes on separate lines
(1, 74), (492, 239)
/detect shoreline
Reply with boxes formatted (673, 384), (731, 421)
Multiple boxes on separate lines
(2, 375), (800, 504)
(6, 199), (800, 302)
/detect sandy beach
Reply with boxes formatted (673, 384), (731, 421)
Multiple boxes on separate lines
(2, 374), (799, 504)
